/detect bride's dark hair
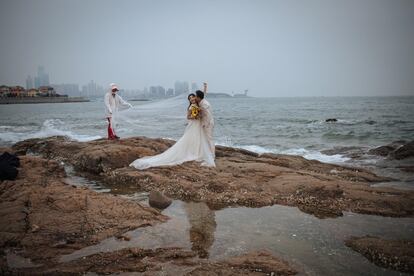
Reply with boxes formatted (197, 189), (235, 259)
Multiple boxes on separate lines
(187, 93), (196, 109)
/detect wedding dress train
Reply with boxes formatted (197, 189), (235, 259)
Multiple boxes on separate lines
(130, 119), (215, 170)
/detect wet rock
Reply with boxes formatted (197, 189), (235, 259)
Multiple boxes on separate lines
(149, 190), (172, 209)
(10, 136), (414, 219)
(11, 247), (298, 275)
(325, 118), (337, 122)
(0, 155), (167, 263)
(30, 224), (40, 233)
(322, 146), (366, 159)
(367, 140), (414, 160)
(222, 250), (297, 275)
(294, 186), (345, 218)
(12, 136), (163, 174)
(393, 140), (414, 160)
(345, 236), (414, 273)
(115, 234), (131, 241)
(399, 166), (414, 173)
(206, 181), (225, 193)
(368, 145), (396, 157)
(368, 140), (406, 157)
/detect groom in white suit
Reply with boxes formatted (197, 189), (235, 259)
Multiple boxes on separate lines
(195, 82), (215, 158)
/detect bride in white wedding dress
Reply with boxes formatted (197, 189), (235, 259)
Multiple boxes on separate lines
(129, 94), (215, 170)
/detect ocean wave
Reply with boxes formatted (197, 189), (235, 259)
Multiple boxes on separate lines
(280, 148), (350, 163)
(0, 119), (101, 143)
(336, 119), (359, 125)
(238, 145), (278, 154)
(384, 120), (412, 125)
(322, 131), (356, 140)
(307, 119), (378, 126)
(281, 118), (319, 124)
(36, 119), (102, 142)
(215, 141), (350, 164)
(0, 125), (37, 132)
(0, 131), (31, 145)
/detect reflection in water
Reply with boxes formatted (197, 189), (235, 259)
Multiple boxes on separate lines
(184, 202), (216, 258)
(59, 199), (414, 275)
(58, 167), (414, 275)
(59, 200), (192, 263)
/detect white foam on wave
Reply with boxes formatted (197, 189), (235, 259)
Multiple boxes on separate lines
(0, 131), (29, 144)
(216, 141), (349, 164)
(296, 151), (350, 163)
(0, 119), (101, 143)
(334, 119), (355, 125)
(216, 140), (277, 155)
(281, 148), (350, 163)
(238, 145), (277, 155)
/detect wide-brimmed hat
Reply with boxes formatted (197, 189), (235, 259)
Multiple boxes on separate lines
(110, 83), (119, 91)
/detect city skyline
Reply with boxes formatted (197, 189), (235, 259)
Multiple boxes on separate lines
(3, 65), (205, 99)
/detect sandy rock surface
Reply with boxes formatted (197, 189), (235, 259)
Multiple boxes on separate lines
(13, 136), (414, 218)
(346, 236), (414, 273)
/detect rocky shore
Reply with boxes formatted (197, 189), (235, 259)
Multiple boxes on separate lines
(1, 135), (414, 274)
(9, 247), (297, 275)
(12, 136), (414, 218)
(346, 236), (414, 273)
(0, 155), (166, 270)
(0, 153), (298, 275)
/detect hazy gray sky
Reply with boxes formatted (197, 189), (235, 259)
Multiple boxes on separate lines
(1, 0), (413, 96)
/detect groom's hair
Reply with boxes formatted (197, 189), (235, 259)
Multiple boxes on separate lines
(195, 90), (204, 100)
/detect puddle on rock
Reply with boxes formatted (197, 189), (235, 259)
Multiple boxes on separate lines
(6, 251), (42, 269)
(60, 200), (192, 263)
(59, 166), (414, 276)
(63, 164), (111, 193)
(371, 181), (414, 190)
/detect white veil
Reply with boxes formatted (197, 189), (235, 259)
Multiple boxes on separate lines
(115, 95), (192, 139)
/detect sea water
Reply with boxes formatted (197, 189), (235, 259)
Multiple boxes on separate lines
(0, 95), (413, 186)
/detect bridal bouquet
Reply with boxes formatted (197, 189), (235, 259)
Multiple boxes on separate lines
(190, 104), (200, 119)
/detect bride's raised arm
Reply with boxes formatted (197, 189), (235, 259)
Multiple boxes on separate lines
(203, 82), (208, 94)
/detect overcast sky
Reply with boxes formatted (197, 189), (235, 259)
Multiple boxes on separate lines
(0, 0), (413, 97)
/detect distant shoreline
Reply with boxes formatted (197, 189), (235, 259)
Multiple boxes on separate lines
(206, 92), (250, 98)
(129, 98), (151, 101)
(0, 97), (90, 104)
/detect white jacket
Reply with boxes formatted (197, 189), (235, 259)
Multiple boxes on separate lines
(104, 92), (132, 118)
(200, 99), (214, 129)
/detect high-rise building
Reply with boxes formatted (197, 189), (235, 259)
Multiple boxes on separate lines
(143, 87), (149, 97)
(96, 84), (104, 97)
(149, 85), (166, 97)
(80, 81), (104, 98)
(26, 75), (34, 90)
(87, 80), (96, 96)
(34, 66), (50, 88)
(174, 81), (189, 95)
(191, 82), (198, 92)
